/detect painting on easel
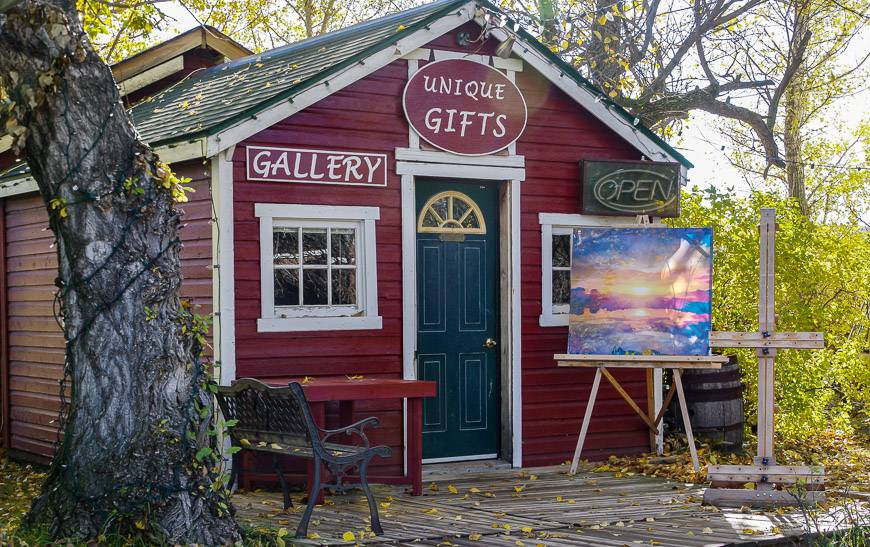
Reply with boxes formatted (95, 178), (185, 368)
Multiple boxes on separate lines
(568, 227), (713, 356)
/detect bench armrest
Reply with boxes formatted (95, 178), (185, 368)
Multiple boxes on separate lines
(320, 416), (380, 447)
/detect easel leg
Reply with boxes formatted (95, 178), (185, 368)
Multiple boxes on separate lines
(672, 369), (699, 473)
(570, 367), (602, 475)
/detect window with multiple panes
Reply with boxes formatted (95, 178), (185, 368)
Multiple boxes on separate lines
(255, 204), (381, 332)
(272, 225), (359, 309)
(550, 229), (572, 314)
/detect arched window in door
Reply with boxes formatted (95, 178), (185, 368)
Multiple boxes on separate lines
(417, 191), (487, 234)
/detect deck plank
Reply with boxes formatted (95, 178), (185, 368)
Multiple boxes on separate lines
(232, 464), (865, 545)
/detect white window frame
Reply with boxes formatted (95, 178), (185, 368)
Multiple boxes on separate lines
(255, 203), (382, 332)
(539, 212), (658, 327)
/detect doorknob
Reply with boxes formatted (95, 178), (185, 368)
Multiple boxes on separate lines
(484, 338), (497, 348)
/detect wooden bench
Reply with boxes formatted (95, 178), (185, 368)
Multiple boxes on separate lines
(217, 378), (391, 537)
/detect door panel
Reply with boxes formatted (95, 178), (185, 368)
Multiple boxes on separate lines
(416, 180), (499, 461)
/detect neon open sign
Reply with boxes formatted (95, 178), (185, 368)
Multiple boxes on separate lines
(403, 58), (527, 156)
(582, 160), (681, 217)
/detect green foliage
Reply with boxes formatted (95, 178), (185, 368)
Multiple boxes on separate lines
(668, 188), (870, 438)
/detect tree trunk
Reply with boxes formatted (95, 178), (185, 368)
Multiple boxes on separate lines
(0, 1), (240, 543)
(783, 2), (810, 214)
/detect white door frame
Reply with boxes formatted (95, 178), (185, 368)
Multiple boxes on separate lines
(399, 156), (524, 468)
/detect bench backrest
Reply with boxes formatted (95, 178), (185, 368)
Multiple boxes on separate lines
(216, 379), (319, 446)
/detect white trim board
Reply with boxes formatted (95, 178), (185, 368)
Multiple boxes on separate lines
(212, 147), (237, 386)
(118, 56), (184, 97)
(396, 161), (525, 181)
(401, 175), (523, 468)
(395, 148), (525, 168)
(207, 2), (478, 156)
(484, 24), (686, 167)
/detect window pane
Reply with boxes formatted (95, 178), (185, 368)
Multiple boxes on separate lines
(274, 229), (299, 266)
(461, 212), (480, 229)
(552, 269), (570, 305)
(302, 229), (327, 265)
(332, 269), (357, 305)
(552, 234), (570, 267)
(331, 229), (356, 266)
(302, 269), (328, 305)
(431, 197), (449, 221)
(453, 198), (470, 221)
(274, 268), (299, 306)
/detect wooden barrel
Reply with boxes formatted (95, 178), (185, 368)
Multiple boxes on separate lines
(675, 355), (745, 450)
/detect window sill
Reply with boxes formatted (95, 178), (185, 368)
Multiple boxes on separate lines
(539, 313), (568, 327)
(257, 315), (383, 333)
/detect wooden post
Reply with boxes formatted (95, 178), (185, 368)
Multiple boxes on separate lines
(757, 208), (776, 468)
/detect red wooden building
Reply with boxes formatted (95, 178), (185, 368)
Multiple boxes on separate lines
(0, 0), (691, 475)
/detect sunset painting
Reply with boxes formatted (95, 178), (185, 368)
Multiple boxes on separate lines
(567, 227), (713, 356)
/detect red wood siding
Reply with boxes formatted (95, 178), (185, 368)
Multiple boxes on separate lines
(0, 161), (213, 462)
(234, 28), (654, 470)
(515, 67), (651, 466)
(233, 61), (411, 475)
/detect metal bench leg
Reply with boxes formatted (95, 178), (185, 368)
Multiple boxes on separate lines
(272, 454), (292, 510)
(359, 457), (384, 535)
(296, 454), (321, 539)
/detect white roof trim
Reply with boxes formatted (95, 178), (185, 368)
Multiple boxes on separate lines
(0, 175), (37, 198)
(207, 1), (478, 156)
(485, 25), (685, 167)
(118, 56), (185, 97)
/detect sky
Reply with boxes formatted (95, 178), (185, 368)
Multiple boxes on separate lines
(159, 4), (869, 201)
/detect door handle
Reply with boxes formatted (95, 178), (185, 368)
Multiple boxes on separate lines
(484, 338), (497, 348)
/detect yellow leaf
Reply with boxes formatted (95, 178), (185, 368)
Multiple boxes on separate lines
(301, 376), (312, 384)
(650, 541), (662, 546)
(276, 539), (284, 547)
(134, 520), (145, 530)
(429, 482), (439, 491)
(560, 40), (569, 49)
(521, 527), (533, 533)
(425, 508), (438, 514)
(530, 474), (538, 480)
(568, 499), (576, 504)
(702, 527), (713, 534)
(515, 541), (525, 546)
(469, 533), (482, 541)
(743, 482), (755, 489)
(342, 531), (356, 541)
(380, 502), (391, 509)
(277, 528), (288, 537)
(271, 443), (283, 450)
(514, 485), (525, 493)
(608, 90), (618, 97)
(598, 15), (607, 25)
(307, 532), (321, 539)
(448, 484), (459, 494)
(397, 24), (406, 31)
(469, 487), (481, 493)
(556, 496), (564, 502)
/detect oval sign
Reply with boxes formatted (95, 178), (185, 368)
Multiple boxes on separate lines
(403, 58), (527, 156)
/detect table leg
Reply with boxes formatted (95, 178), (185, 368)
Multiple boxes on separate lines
(570, 367), (602, 475)
(307, 402), (327, 504)
(672, 369), (699, 473)
(408, 398), (423, 495)
(339, 400), (354, 427)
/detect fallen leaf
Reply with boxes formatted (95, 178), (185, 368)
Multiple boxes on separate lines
(448, 484), (459, 494)
(342, 531), (356, 541)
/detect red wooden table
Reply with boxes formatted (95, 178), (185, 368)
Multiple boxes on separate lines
(262, 376), (436, 496)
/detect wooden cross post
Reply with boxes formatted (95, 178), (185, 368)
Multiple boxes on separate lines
(704, 208), (826, 507)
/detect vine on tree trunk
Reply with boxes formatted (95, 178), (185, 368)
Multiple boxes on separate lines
(1, 0), (240, 542)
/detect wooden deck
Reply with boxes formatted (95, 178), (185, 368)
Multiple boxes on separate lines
(233, 464), (865, 545)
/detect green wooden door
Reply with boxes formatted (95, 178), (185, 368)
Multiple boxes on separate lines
(416, 180), (500, 461)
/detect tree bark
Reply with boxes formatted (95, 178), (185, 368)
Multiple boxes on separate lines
(0, 1), (240, 543)
(782, 2), (810, 214)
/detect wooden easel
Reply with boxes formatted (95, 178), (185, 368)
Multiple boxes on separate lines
(556, 354), (728, 474)
(702, 208), (825, 506)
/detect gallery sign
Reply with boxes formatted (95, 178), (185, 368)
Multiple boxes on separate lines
(403, 58), (527, 156)
(582, 160), (681, 217)
(246, 146), (388, 186)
